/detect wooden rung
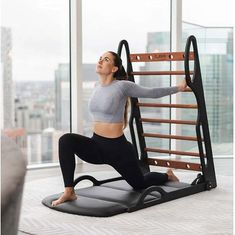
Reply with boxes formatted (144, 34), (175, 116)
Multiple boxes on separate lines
(145, 147), (201, 157)
(147, 158), (202, 171)
(137, 102), (198, 109)
(130, 52), (194, 62)
(142, 133), (201, 141)
(140, 118), (197, 125)
(130, 71), (193, 76)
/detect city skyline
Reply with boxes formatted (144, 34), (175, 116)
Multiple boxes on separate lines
(10, 63), (98, 164)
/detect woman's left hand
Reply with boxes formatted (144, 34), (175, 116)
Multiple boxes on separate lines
(177, 79), (187, 92)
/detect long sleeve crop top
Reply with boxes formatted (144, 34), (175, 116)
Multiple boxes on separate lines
(88, 80), (179, 123)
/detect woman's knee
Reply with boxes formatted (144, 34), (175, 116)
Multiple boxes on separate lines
(59, 133), (73, 146)
(59, 133), (81, 149)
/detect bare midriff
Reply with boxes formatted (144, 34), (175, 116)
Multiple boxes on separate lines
(92, 122), (124, 138)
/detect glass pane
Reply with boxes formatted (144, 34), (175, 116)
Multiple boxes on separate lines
(82, 0), (171, 158)
(1, 0), (70, 165)
(182, 0), (233, 157)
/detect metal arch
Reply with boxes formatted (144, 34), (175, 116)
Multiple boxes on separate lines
(185, 35), (217, 188)
(117, 40), (150, 173)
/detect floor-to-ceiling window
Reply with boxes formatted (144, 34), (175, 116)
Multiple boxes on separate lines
(182, 0), (233, 157)
(1, 0), (70, 165)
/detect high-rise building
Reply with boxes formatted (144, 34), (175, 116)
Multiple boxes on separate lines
(142, 26), (233, 155)
(82, 63), (97, 135)
(55, 64), (70, 131)
(1, 27), (14, 128)
(41, 128), (62, 163)
(27, 133), (42, 164)
(0, 63), (3, 129)
(182, 27), (233, 146)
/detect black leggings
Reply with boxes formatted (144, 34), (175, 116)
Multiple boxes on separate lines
(59, 132), (168, 190)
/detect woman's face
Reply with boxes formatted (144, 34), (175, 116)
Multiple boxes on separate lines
(96, 52), (118, 76)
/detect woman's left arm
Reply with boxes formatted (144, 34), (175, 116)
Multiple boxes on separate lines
(121, 80), (187, 98)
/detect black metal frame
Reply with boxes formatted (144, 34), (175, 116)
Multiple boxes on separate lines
(184, 36), (217, 189)
(117, 40), (150, 174)
(117, 35), (216, 189)
(73, 35), (216, 213)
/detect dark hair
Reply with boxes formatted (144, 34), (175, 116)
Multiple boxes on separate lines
(108, 51), (129, 130)
(108, 51), (127, 79)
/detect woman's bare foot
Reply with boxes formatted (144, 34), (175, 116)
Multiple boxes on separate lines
(166, 169), (179, 182)
(51, 187), (77, 206)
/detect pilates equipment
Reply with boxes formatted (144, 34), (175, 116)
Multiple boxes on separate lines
(42, 35), (216, 217)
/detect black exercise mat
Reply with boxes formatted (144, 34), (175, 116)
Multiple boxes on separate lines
(42, 179), (191, 217)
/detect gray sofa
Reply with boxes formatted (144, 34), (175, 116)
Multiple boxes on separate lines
(1, 134), (27, 235)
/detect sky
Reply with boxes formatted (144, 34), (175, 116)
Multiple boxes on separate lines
(1, 0), (234, 81)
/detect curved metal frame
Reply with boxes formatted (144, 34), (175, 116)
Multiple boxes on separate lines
(73, 175), (123, 187)
(185, 35), (217, 188)
(117, 40), (150, 173)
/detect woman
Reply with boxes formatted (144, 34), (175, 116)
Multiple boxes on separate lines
(52, 51), (187, 206)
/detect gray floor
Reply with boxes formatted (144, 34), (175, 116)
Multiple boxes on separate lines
(18, 158), (233, 235)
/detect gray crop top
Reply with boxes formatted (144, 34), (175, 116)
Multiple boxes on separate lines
(88, 80), (179, 123)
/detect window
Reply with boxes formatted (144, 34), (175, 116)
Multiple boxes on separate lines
(182, 0), (233, 156)
(1, 0), (70, 165)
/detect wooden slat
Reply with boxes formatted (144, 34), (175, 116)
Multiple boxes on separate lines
(131, 71), (193, 76)
(137, 102), (198, 109)
(145, 147), (201, 157)
(130, 52), (194, 62)
(140, 118), (197, 125)
(142, 133), (201, 141)
(147, 158), (202, 171)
